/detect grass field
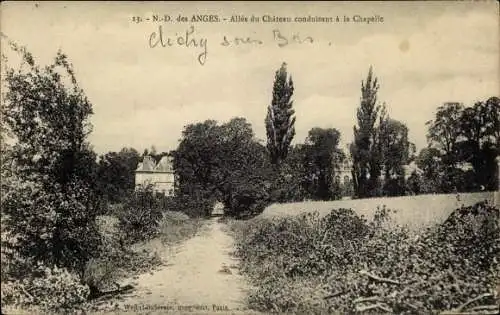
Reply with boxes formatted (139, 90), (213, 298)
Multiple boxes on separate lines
(261, 191), (498, 229)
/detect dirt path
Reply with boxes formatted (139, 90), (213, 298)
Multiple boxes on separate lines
(104, 218), (255, 314)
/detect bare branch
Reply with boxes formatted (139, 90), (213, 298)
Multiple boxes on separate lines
(355, 303), (392, 313)
(359, 270), (401, 285)
(456, 293), (494, 311)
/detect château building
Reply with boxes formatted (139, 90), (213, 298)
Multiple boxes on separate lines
(331, 148), (424, 198)
(135, 155), (175, 196)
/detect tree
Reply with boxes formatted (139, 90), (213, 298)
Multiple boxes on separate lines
(416, 147), (443, 193)
(406, 171), (422, 195)
(270, 144), (308, 202)
(425, 102), (466, 192)
(426, 98), (499, 192)
(265, 62), (296, 165)
(173, 119), (219, 210)
(351, 67), (384, 198)
(379, 118), (413, 196)
(482, 96), (500, 147)
(173, 118), (271, 216)
(379, 118), (412, 178)
(303, 128), (343, 200)
(96, 147), (140, 203)
(426, 102), (464, 165)
(150, 145), (157, 156)
(458, 97), (499, 190)
(1, 42), (100, 276)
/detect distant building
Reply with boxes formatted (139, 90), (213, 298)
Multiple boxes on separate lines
(135, 155), (175, 196)
(331, 151), (354, 198)
(402, 162), (423, 179)
(331, 148), (424, 197)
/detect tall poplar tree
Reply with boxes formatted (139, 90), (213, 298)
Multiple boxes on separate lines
(265, 62), (296, 165)
(350, 66), (384, 198)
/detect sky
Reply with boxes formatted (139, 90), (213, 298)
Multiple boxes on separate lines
(1, 1), (498, 155)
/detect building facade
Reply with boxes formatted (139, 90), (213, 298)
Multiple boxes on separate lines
(135, 155), (175, 196)
(331, 149), (424, 198)
(332, 152), (355, 198)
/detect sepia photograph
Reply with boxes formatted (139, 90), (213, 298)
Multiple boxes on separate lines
(1, 1), (499, 314)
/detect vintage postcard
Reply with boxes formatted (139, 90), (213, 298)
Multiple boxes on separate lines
(1, 1), (499, 314)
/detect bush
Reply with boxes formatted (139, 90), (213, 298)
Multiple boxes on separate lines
(2, 45), (102, 280)
(116, 185), (163, 243)
(223, 175), (270, 218)
(382, 177), (407, 197)
(269, 163), (307, 203)
(1, 263), (90, 312)
(173, 194), (215, 217)
(231, 201), (500, 313)
(83, 258), (117, 297)
(1, 174), (101, 277)
(430, 201), (499, 270)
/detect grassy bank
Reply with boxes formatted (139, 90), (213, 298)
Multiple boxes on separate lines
(1, 211), (206, 314)
(229, 201), (499, 314)
(88, 211), (206, 294)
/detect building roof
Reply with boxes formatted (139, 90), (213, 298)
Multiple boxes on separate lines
(155, 156), (174, 172)
(136, 155), (173, 173)
(403, 161), (423, 175)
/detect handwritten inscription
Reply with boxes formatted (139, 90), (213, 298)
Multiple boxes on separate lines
(149, 25), (208, 65)
(148, 26), (316, 66)
(221, 35), (263, 46)
(273, 29), (313, 47)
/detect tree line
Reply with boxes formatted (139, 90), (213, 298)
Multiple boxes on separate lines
(81, 63), (500, 216)
(172, 63), (499, 215)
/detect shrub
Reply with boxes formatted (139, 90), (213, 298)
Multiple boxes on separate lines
(173, 194), (215, 217)
(83, 258), (117, 297)
(231, 201), (500, 314)
(223, 175), (270, 218)
(1, 263), (89, 312)
(116, 184), (163, 243)
(1, 174), (101, 277)
(431, 201), (499, 270)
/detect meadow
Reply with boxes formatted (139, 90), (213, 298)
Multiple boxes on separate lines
(261, 192), (497, 229)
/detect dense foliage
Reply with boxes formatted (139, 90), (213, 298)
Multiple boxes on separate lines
(1, 43), (101, 278)
(115, 184), (166, 243)
(1, 43), (104, 312)
(1, 263), (90, 312)
(1, 42), (205, 313)
(351, 67), (385, 198)
(173, 118), (272, 217)
(96, 148), (141, 203)
(230, 202), (499, 314)
(302, 128), (344, 200)
(265, 62), (296, 165)
(424, 97), (500, 193)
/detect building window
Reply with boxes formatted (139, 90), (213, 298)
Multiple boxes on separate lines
(344, 176), (350, 185)
(335, 176), (341, 184)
